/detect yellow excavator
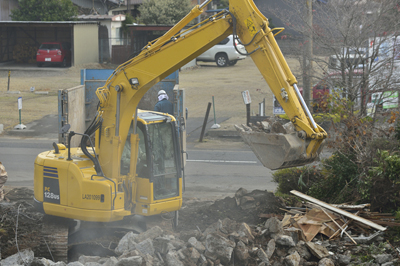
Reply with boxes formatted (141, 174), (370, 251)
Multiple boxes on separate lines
(33, 0), (327, 254)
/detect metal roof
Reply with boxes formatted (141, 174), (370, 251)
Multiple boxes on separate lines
(0, 21), (98, 25)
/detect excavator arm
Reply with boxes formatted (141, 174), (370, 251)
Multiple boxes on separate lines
(93, 0), (326, 176)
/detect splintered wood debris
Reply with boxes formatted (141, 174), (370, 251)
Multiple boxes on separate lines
(276, 190), (392, 243)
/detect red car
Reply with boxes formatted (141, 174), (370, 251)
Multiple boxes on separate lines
(36, 42), (71, 67)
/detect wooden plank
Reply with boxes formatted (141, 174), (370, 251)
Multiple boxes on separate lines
(332, 203), (370, 210)
(330, 211), (360, 240)
(318, 205), (357, 245)
(290, 190), (386, 231)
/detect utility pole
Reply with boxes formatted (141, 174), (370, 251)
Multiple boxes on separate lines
(303, 0), (313, 111)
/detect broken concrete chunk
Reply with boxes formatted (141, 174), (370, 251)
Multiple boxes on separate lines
(135, 238), (155, 256)
(289, 243), (312, 261)
(271, 121), (286, 133)
(240, 196), (255, 206)
(78, 255), (101, 264)
(176, 249), (186, 261)
(238, 222), (255, 242)
(205, 233), (235, 264)
(188, 236), (206, 253)
(179, 230), (202, 242)
(374, 254), (393, 264)
(115, 231), (138, 255)
(265, 217), (283, 234)
(235, 241), (250, 261)
(186, 247), (201, 264)
(0, 248), (34, 266)
(135, 226), (163, 243)
(283, 122), (296, 134)
(31, 258), (67, 266)
(276, 235), (296, 247)
(261, 121), (271, 131)
(153, 237), (176, 255)
(317, 257), (335, 266)
(284, 251), (301, 266)
(284, 227), (302, 244)
(337, 254), (351, 265)
(203, 220), (224, 236)
(257, 248), (270, 264)
(235, 187), (248, 198)
(115, 256), (143, 266)
(305, 242), (330, 260)
(118, 249), (143, 261)
(101, 256), (119, 266)
(266, 239), (276, 259)
(142, 254), (157, 266)
(64, 262), (84, 266)
(165, 250), (184, 266)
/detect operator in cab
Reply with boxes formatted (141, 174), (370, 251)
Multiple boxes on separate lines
(154, 90), (173, 115)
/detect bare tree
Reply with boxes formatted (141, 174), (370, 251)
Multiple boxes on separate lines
(274, 0), (400, 120)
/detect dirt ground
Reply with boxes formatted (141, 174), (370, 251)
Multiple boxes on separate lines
(0, 57), (302, 131)
(0, 64), (101, 131)
(181, 58), (302, 128)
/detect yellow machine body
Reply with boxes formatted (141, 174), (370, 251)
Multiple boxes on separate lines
(34, 111), (182, 222)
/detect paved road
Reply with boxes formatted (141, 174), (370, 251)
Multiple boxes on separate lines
(0, 137), (57, 187)
(0, 113), (277, 199)
(184, 147), (276, 200)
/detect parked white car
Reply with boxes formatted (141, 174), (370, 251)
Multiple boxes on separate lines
(196, 35), (247, 67)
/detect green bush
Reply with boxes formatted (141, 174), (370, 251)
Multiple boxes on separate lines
(272, 151), (360, 204)
(272, 165), (323, 195)
(307, 151), (360, 203)
(366, 150), (400, 212)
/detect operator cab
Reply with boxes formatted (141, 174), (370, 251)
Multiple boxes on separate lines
(121, 110), (182, 204)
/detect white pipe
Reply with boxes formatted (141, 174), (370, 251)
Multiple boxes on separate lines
(293, 84), (318, 130)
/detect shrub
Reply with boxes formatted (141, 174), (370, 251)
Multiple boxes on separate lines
(272, 165), (323, 195)
(367, 150), (400, 212)
(307, 151), (360, 203)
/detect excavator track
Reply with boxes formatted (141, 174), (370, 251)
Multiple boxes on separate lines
(36, 215), (147, 262)
(37, 216), (70, 263)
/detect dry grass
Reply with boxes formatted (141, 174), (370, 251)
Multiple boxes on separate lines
(0, 64), (106, 130)
(0, 58), (301, 131)
(181, 57), (301, 129)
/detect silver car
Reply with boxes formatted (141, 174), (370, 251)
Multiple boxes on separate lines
(196, 35), (247, 67)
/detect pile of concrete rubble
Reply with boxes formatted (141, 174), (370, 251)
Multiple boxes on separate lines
(2, 214), (398, 266)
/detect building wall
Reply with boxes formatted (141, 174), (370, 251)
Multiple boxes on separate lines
(73, 24), (99, 65)
(0, 0), (19, 21)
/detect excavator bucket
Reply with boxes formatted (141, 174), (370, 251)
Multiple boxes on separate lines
(236, 126), (319, 170)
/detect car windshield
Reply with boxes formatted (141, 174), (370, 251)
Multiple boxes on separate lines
(39, 44), (60, 50)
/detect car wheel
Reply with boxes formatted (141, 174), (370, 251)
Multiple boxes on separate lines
(61, 58), (67, 67)
(229, 60), (238, 66)
(215, 53), (228, 67)
(37, 62), (42, 67)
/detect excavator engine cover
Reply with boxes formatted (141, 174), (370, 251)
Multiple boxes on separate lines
(238, 130), (317, 170)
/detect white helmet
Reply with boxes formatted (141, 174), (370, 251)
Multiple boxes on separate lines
(158, 90), (166, 96)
